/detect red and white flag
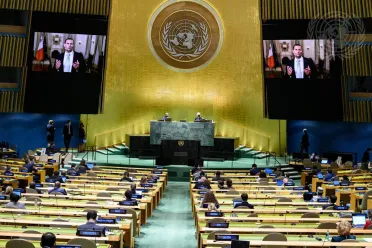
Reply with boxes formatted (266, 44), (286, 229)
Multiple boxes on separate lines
(35, 38), (44, 61)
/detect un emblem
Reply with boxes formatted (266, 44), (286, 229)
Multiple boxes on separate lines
(148, 0), (223, 72)
(178, 141), (185, 146)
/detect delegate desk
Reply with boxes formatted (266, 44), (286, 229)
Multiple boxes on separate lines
(0, 198), (148, 225)
(199, 229), (372, 248)
(0, 228), (123, 248)
(0, 240), (109, 248)
(0, 216), (133, 247)
(23, 192), (154, 218)
(40, 182), (161, 207)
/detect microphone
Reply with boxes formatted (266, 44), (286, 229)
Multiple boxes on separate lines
(284, 211), (288, 225)
(262, 195), (268, 209)
(55, 193), (59, 209)
(11, 211), (17, 227)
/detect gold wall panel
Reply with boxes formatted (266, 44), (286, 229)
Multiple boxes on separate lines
(0, 0), (30, 10)
(84, 0), (286, 155)
(31, 0), (110, 15)
(261, 0), (372, 20)
(0, 36), (26, 67)
(343, 45), (372, 77)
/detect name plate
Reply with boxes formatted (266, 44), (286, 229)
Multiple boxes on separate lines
(76, 230), (101, 237)
(109, 209), (127, 214)
(215, 234), (239, 241)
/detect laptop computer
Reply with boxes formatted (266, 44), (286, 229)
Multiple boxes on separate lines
(87, 163), (94, 169)
(317, 173), (324, 179)
(333, 180), (340, 186)
(321, 159), (328, 164)
(352, 213), (366, 228)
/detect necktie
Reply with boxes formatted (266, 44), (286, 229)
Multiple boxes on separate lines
(66, 53), (71, 72)
(296, 59), (302, 78)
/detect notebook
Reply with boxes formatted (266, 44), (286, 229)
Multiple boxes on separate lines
(352, 213), (366, 228)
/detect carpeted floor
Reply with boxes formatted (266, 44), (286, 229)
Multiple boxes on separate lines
(135, 182), (196, 248)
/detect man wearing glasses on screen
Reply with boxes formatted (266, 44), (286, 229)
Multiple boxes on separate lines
(286, 44), (317, 79)
(55, 38), (86, 73)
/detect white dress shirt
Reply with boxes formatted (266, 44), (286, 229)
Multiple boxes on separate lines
(294, 56), (304, 79)
(63, 51), (74, 73)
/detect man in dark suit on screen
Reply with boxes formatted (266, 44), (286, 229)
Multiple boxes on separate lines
(286, 44), (317, 79)
(55, 38), (86, 73)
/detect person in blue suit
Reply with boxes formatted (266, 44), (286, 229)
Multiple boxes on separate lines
(324, 169), (336, 181)
(48, 181), (67, 195)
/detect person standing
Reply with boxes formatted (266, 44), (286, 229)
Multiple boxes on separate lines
(63, 120), (73, 153)
(362, 148), (372, 170)
(78, 122), (86, 153)
(46, 120), (55, 146)
(300, 128), (310, 155)
(194, 112), (203, 121)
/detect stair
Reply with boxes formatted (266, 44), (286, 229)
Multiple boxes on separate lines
(254, 153), (270, 159)
(97, 149), (114, 155)
(106, 147), (122, 155)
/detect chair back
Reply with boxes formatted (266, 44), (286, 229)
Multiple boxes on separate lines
(27, 150), (35, 157)
(22, 230), (41, 240)
(97, 192), (111, 198)
(301, 212), (320, 223)
(262, 233), (287, 248)
(87, 172), (97, 177)
(25, 197), (42, 203)
(25, 188), (38, 194)
(6, 239), (35, 248)
(225, 190), (239, 195)
(86, 201), (98, 205)
(340, 239), (360, 248)
(325, 206), (334, 210)
(303, 159), (312, 166)
(236, 206), (249, 209)
(67, 238), (96, 248)
(206, 218), (226, 225)
(277, 197), (292, 203)
(317, 222), (337, 229)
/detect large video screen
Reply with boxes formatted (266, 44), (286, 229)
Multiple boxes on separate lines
(25, 13), (108, 114)
(262, 20), (343, 121)
(263, 40), (337, 79)
(32, 33), (106, 74)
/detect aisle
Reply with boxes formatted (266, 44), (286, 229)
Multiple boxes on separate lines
(135, 181), (196, 248)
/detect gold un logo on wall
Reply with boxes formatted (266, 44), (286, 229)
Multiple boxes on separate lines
(148, 0), (223, 72)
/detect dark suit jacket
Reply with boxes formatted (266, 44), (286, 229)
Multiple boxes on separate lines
(24, 163), (38, 173)
(120, 177), (133, 182)
(63, 124), (74, 138)
(77, 222), (106, 236)
(234, 201), (254, 209)
(286, 57), (317, 79)
(301, 133), (309, 147)
(331, 235), (356, 248)
(194, 116), (203, 121)
(55, 52), (86, 73)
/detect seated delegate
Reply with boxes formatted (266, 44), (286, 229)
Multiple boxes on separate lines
(234, 193), (254, 209)
(5, 193), (26, 209)
(48, 181), (67, 195)
(331, 220), (355, 247)
(77, 210), (106, 236)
